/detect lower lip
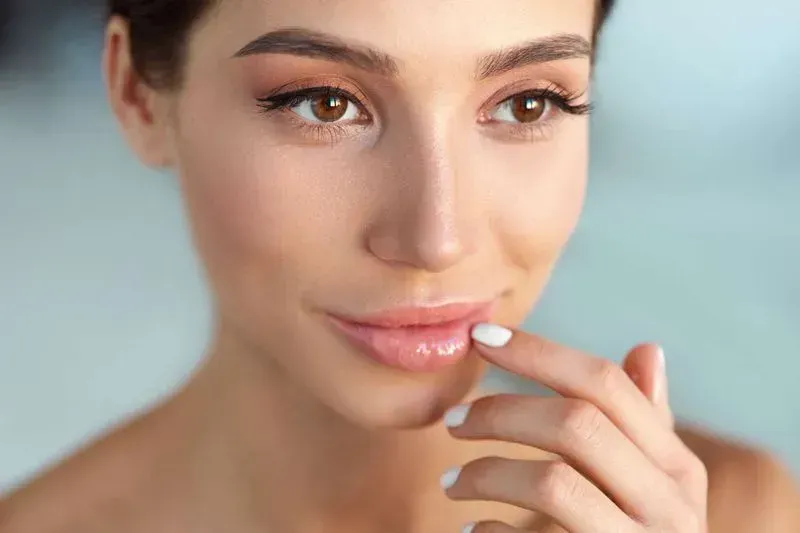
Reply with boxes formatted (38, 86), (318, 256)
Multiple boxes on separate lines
(327, 305), (494, 373)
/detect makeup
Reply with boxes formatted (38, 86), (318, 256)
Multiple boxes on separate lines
(326, 302), (494, 372)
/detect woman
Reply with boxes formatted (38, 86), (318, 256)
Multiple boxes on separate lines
(1, 0), (798, 532)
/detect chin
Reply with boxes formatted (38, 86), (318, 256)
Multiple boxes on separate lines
(221, 301), (494, 430)
(307, 347), (488, 431)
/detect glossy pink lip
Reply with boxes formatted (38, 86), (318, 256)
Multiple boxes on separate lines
(327, 302), (495, 373)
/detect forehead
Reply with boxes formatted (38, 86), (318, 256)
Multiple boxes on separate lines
(196, 0), (596, 68)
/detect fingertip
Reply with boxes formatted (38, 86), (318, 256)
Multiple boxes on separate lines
(655, 344), (666, 373)
(470, 323), (513, 348)
(440, 466), (462, 491)
(443, 404), (471, 429)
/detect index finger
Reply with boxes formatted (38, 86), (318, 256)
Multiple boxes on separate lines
(470, 323), (693, 477)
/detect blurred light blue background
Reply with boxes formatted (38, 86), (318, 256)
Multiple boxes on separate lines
(1, 0), (798, 492)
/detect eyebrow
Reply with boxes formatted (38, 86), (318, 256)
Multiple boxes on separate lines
(233, 28), (400, 76)
(233, 28), (591, 80)
(475, 33), (591, 79)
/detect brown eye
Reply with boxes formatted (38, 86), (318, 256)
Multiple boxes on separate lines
(509, 95), (547, 123)
(489, 93), (551, 124)
(289, 92), (360, 123)
(311, 94), (349, 122)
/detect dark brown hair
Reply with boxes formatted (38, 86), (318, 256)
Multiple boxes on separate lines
(109, 0), (616, 90)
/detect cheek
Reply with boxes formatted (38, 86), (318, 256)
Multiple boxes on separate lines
(515, 139), (587, 247)
(171, 113), (366, 302)
(473, 122), (589, 268)
(177, 145), (303, 273)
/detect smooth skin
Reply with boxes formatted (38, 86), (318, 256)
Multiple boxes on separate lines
(1, 0), (799, 532)
(447, 330), (705, 532)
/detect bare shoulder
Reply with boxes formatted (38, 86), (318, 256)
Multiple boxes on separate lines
(0, 441), (127, 533)
(677, 424), (800, 533)
(0, 408), (177, 533)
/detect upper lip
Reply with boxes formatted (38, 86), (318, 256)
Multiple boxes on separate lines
(331, 301), (494, 328)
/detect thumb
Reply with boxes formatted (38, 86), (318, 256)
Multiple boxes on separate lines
(623, 343), (673, 428)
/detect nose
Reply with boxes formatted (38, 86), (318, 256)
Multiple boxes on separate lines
(365, 133), (477, 273)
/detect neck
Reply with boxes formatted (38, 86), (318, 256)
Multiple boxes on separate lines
(178, 325), (483, 533)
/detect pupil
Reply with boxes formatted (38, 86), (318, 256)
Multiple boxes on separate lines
(313, 95), (347, 122)
(512, 96), (545, 123)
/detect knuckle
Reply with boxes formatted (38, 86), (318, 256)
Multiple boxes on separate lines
(558, 400), (605, 449)
(534, 461), (583, 508)
(672, 452), (709, 489)
(591, 358), (626, 395)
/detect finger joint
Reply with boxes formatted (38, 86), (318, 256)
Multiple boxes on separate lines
(558, 400), (606, 452)
(534, 461), (584, 510)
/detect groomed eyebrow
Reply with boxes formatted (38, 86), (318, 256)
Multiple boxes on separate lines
(474, 33), (591, 79)
(233, 28), (400, 76)
(233, 28), (591, 80)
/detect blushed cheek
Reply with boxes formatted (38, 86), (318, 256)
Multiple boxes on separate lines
(178, 153), (292, 266)
(494, 131), (588, 270)
(172, 139), (341, 316)
(172, 130), (369, 307)
(168, 80), (313, 274)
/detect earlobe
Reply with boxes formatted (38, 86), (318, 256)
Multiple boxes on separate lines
(103, 16), (176, 169)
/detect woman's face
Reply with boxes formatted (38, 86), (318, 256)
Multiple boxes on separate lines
(129, 0), (595, 428)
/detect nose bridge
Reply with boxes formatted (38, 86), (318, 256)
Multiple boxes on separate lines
(366, 116), (477, 273)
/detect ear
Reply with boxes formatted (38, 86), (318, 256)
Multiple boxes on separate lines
(103, 16), (176, 168)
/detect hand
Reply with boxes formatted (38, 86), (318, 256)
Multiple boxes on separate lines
(440, 324), (708, 533)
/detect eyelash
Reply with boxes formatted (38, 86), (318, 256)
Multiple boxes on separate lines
(256, 82), (370, 143)
(255, 82), (591, 143)
(482, 83), (591, 142)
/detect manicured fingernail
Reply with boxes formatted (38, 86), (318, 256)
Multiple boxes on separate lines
(444, 404), (471, 428)
(471, 323), (513, 348)
(462, 522), (476, 533)
(440, 466), (462, 490)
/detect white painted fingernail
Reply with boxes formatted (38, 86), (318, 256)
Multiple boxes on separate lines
(471, 323), (513, 348)
(444, 404), (471, 428)
(440, 466), (462, 490)
(462, 522), (476, 533)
